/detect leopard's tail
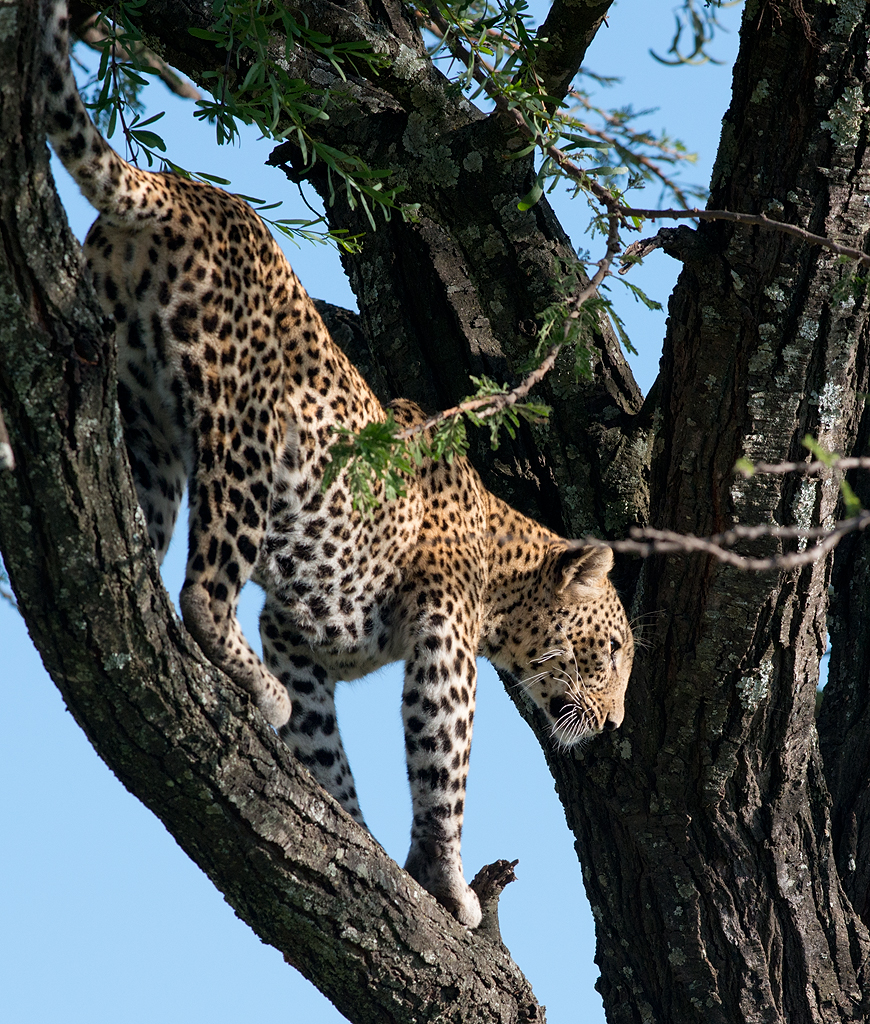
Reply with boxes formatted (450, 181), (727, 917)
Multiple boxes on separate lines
(41, 0), (156, 224)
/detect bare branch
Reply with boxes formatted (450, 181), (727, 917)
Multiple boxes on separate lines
(739, 455), (870, 476)
(619, 206), (870, 268)
(470, 859), (520, 948)
(579, 514), (870, 571)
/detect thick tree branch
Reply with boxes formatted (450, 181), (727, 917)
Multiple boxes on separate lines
(0, 7), (544, 1022)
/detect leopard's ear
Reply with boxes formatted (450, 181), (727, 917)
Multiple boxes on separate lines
(554, 545), (613, 594)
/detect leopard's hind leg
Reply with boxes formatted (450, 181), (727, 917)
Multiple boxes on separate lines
(261, 600), (365, 823)
(115, 324), (187, 564)
(179, 451), (292, 728)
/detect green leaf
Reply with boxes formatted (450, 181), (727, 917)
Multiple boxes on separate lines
(840, 478), (863, 517)
(188, 27), (224, 41)
(133, 111), (166, 128)
(195, 171), (233, 185)
(560, 132), (611, 150)
(130, 129), (167, 150)
(802, 435), (837, 466)
(517, 183), (544, 211)
(587, 164), (629, 177)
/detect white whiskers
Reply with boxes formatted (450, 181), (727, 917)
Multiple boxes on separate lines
(551, 698), (597, 751)
(515, 636), (603, 749)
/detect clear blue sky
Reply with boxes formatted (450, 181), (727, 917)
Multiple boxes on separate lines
(1, 3), (743, 1021)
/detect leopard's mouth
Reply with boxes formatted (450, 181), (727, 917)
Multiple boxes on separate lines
(547, 693), (601, 748)
(548, 695), (572, 721)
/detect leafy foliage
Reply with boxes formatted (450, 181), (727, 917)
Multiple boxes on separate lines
(322, 378), (548, 514)
(76, 0), (396, 246)
(323, 415), (420, 513)
(73, 0), (693, 508)
(188, 2), (413, 230)
(416, 0), (702, 205)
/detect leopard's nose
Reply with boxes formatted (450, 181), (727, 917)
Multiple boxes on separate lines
(604, 706), (623, 731)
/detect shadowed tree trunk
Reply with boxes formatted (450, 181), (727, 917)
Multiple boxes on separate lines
(3, 1), (870, 1022)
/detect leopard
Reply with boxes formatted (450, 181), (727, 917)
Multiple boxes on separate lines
(39, 0), (634, 929)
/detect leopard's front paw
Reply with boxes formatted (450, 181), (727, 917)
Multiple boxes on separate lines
(405, 841), (482, 929)
(440, 877), (482, 929)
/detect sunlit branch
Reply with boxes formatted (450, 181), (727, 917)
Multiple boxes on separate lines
(739, 456), (870, 476)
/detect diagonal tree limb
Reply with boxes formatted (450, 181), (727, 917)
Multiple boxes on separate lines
(0, 6), (544, 1022)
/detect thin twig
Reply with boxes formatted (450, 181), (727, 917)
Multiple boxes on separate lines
(740, 456), (870, 476)
(594, 513), (870, 570)
(422, 11), (695, 208)
(425, 9), (870, 271)
(566, 91), (700, 209)
(395, 344), (562, 441)
(394, 166), (623, 445)
(617, 206), (870, 267)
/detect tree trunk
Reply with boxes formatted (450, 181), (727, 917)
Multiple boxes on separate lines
(573, 4), (870, 1021)
(4, 1), (870, 1023)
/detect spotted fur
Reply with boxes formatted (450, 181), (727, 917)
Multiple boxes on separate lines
(40, 0), (633, 928)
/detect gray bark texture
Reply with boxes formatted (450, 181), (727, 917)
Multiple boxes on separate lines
(2, 1), (870, 1022)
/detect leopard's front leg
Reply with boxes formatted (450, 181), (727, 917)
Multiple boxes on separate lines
(402, 619), (481, 929)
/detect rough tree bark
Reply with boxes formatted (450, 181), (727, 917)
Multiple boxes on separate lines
(2, 1), (870, 1023)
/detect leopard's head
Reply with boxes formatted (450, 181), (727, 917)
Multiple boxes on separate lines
(485, 545), (634, 747)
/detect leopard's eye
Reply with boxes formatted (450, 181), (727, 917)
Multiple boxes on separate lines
(610, 637), (622, 668)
